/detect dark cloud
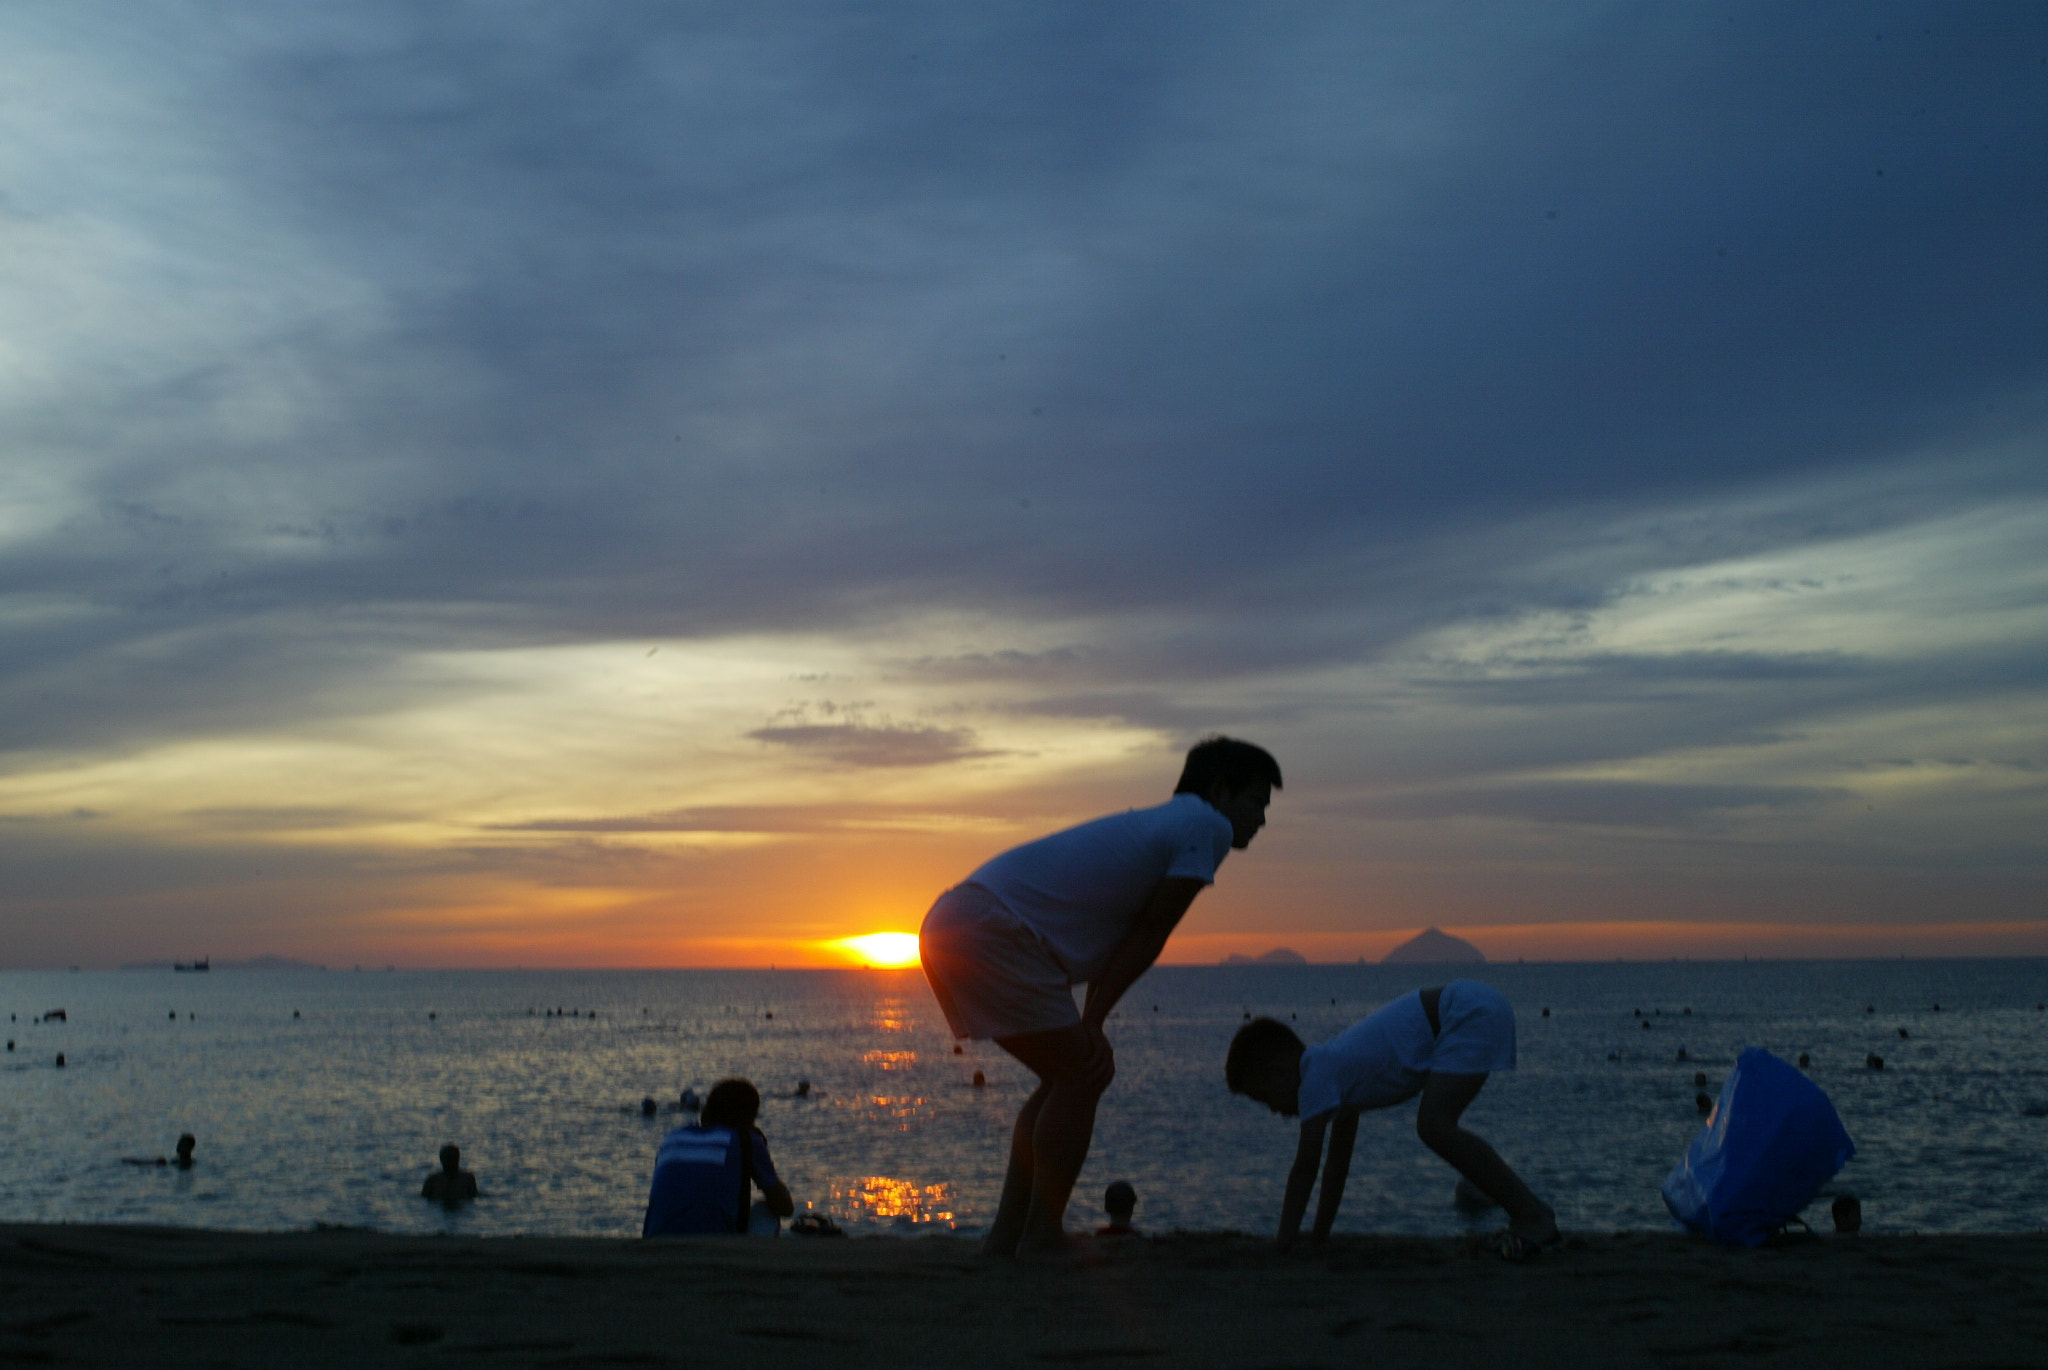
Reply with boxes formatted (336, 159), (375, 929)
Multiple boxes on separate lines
(745, 721), (995, 769)
(1361, 781), (1844, 829)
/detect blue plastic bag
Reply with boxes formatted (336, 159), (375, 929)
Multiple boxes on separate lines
(1662, 1047), (1855, 1246)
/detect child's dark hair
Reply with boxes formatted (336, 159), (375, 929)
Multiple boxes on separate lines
(1104, 1181), (1136, 1215)
(699, 1078), (762, 1132)
(1174, 736), (1282, 797)
(1225, 1017), (1304, 1095)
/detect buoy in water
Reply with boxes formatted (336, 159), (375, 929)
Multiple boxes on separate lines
(1798, 1052), (1810, 1068)
(640, 1097), (657, 1117)
(952, 1044), (963, 1054)
(1867, 1054), (1885, 1070)
(1641, 1020), (1652, 1030)
(1693, 1071), (1706, 1087)
(1898, 1027), (1909, 1039)
(971, 1070), (986, 1088)
(1675, 1046), (1689, 1062)
(1540, 1007), (1550, 1017)
(794, 1080), (811, 1098)
(55, 1053), (65, 1068)
(292, 1010), (301, 1019)
(765, 1011), (773, 1020)
(1695, 1092), (1713, 1115)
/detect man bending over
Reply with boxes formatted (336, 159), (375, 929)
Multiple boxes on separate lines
(921, 736), (1280, 1256)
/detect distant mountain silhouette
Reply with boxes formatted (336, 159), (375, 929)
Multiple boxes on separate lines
(1222, 948), (1308, 966)
(120, 955), (327, 972)
(1381, 928), (1485, 965)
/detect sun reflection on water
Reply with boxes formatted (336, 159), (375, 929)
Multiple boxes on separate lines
(861, 1050), (916, 1070)
(831, 1175), (955, 1228)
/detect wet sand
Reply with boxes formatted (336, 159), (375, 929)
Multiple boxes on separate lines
(3, 1224), (2046, 1368)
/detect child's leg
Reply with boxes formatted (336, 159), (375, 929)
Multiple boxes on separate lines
(1414, 1071), (1555, 1241)
(990, 1025), (1115, 1255)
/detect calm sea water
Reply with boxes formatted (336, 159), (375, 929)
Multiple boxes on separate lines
(3, 962), (2046, 1238)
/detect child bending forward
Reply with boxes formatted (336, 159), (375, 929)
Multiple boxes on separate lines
(1225, 981), (1558, 1258)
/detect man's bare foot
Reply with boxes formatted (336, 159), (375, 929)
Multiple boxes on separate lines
(1014, 1230), (1086, 1261)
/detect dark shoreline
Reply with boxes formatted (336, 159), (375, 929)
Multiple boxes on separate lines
(6, 1224), (2046, 1368)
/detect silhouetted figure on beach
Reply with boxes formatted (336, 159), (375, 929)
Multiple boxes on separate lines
(642, 1079), (794, 1237)
(1832, 1192), (1861, 1234)
(421, 1144), (478, 1203)
(919, 737), (1279, 1257)
(1097, 1180), (1138, 1236)
(1228, 982), (1557, 1259)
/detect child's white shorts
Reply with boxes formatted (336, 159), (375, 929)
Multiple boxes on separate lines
(1431, 979), (1518, 1075)
(919, 883), (1081, 1040)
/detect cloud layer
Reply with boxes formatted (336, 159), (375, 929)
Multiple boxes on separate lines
(2, 2), (2044, 964)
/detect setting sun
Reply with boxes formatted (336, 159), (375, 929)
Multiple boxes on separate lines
(835, 932), (923, 968)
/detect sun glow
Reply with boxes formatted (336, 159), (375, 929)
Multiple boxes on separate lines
(835, 932), (922, 968)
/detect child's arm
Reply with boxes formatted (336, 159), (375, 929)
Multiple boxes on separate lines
(1277, 1114), (1330, 1252)
(1310, 1110), (1358, 1241)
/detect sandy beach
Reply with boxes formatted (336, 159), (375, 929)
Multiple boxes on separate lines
(4, 1225), (2045, 1369)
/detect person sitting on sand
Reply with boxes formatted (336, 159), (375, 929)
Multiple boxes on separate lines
(1097, 1180), (1138, 1236)
(421, 1144), (479, 1203)
(920, 736), (1279, 1257)
(1226, 981), (1559, 1259)
(642, 1079), (795, 1237)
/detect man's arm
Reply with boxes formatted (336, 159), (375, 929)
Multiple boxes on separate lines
(1310, 1110), (1358, 1241)
(1278, 1115), (1330, 1252)
(1079, 877), (1207, 1029)
(762, 1181), (795, 1219)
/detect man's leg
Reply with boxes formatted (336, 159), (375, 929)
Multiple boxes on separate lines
(981, 1078), (1052, 1257)
(988, 1025), (1115, 1256)
(1414, 1071), (1556, 1241)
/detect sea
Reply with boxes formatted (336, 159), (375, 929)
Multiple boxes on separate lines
(3, 961), (2046, 1239)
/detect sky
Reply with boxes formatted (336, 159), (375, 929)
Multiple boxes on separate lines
(3, 2), (2045, 968)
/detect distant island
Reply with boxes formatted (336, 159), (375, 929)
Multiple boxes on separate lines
(1381, 928), (1486, 965)
(121, 955), (327, 972)
(1222, 948), (1309, 966)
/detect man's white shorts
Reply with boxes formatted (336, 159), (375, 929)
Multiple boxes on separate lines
(919, 884), (1081, 1040)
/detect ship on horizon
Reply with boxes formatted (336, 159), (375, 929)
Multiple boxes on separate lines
(173, 957), (209, 973)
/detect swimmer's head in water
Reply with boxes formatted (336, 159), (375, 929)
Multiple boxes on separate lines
(700, 1078), (762, 1132)
(1226, 1017), (1306, 1116)
(175, 1134), (195, 1168)
(440, 1144), (461, 1171)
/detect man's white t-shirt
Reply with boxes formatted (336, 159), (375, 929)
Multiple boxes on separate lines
(965, 794), (1234, 984)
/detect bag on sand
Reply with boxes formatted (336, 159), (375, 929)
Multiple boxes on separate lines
(1662, 1047), (1855, 1247)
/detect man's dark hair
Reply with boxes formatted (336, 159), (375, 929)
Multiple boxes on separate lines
(1104, 1181), (1136, 1214)
(1174, 736), (1282, 798)
(700, 1078), (762, 1132)
(439, 1144), (461, 1169)
(1225, 1017), (1304, 1095)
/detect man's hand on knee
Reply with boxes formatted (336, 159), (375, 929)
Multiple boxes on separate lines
(1070, 1025), (1115, 1095)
